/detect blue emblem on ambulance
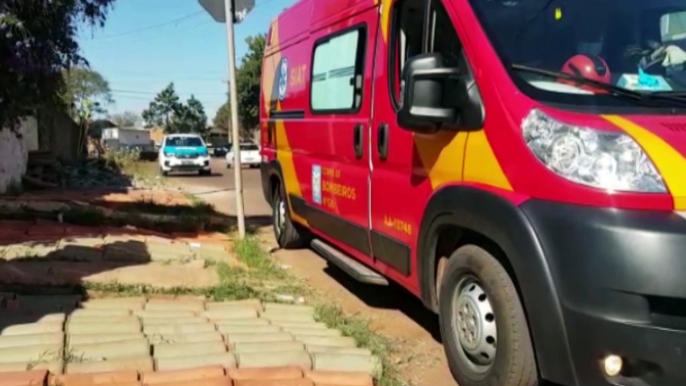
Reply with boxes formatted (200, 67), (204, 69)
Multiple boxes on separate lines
(278, 58), (289, 101)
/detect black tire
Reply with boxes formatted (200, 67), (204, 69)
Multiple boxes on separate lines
(272, 182), (308, 249)
(160, 168), (168, 177)
(439, 245), (538, 386)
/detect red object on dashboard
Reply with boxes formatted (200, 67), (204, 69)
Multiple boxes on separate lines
(560, 54), (612, 91)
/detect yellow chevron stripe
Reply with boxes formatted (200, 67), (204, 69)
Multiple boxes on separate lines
(603, 115), (686, 209)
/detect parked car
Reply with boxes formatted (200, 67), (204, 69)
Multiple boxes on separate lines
(158, 134), (211, 176)
(124, 144), (158, 161)
(226, 142), (260, 168)
(213, 143), (231, 157)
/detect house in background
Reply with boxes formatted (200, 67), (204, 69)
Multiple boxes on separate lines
(206, 126), (229, 146)
(88, 119), (116, 140)
(147, 125), (239, 147)
(102, 127), (153, 150)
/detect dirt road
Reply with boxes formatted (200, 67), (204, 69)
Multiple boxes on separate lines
(145, 158), (271, 219)
(161, 158), (458, 386)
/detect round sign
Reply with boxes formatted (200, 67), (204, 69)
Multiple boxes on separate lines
(278, 58), (289, 101)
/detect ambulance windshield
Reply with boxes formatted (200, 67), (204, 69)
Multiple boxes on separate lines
(470, 0), (686, 106)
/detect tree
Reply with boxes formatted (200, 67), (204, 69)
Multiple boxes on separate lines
(142, 83), (180, 131)
(0, 0), (115, 131)
(213, 101), (231, 135)
(61, 67), (113, 155)
(142, 84), (207, 134)
(171, 96), (207, 135)
(62, 67), (113, 122)
(185, 96), (208, 136)
(235, 34), (266, 134)
(109, 111), (141, 128)
(215, 34), (265, 139)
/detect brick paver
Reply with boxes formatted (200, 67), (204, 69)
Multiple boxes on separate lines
(0, 221), (233, 289)
(0, 296), (378, 386)
(4, 188), (192, 209)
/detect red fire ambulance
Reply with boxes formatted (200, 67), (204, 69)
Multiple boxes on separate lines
(259, 0), (686, 385)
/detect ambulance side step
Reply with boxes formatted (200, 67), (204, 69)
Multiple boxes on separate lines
(310, 239), (389, 286)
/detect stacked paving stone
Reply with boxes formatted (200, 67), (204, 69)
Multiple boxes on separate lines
(0, 296), (378, 386)
(0, 219), (232, 264)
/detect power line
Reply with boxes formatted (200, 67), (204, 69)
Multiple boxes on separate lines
(113, 94), (225, 101)
(89, 11), (205, 40)
(83, 0), (283, 56)
(112, 95), (227, 105)
(105, 70), (223, 77)
(86, 0), (276, 42)
(84, 20), (210, 52)
(108, 75), (226, 82)
(87, 0), (285, 41)
(112, 89), (226, 97)
(111, 95), (151, 101)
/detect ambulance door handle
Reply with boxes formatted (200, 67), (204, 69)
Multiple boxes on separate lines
(353, 124), (363, 159)
(377, 124), (389, 161)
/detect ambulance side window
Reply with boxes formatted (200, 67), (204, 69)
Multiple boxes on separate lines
(389, 0), (465, 108)
(310, 26), (367, 114)
(428, 0), (474, 111)
(428, 0), (463, 68)
(389, 0), (426, 109)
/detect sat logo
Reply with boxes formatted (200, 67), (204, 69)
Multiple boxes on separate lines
(278, 58), (289, 101)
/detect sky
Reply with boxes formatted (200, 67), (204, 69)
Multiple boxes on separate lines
(77, 0), (298, 124)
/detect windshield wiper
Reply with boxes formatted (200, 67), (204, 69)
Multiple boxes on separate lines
(654, 91), (686, 99)
(512, 63), (686, 107)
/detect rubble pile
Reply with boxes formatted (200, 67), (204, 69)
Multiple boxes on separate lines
(23, 151), (131, 190)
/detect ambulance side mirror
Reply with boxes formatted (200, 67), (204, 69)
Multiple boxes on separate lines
(397, 53), (484, 133)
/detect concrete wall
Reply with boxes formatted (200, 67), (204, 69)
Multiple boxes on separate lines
(22, 118), (39, 152)
(37, 107), (80, 160)
(119, 129), (151, 146)
(0, 108), (82, 194)
(103, 128), (152, 146)
(0, 118), (35, 194)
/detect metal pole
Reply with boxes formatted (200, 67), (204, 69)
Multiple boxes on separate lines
(223, 0), (246, 238)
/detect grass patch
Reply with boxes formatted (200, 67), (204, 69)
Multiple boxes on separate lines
(234, 236), (287, 280)
(77, 253), (292, 303)
(26, 347), (66, 370)
(83, 272), (260, 302)
(232, 236), (402, 385)
(105, 149), (167, 189)
(316, 304), (402, 386)
(125, 198), (218, 218)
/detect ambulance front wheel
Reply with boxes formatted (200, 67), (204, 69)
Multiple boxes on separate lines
(273, 183), (309, 249)
(439, 245), (538, 386)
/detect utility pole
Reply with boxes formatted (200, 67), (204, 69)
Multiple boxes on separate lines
(224, 0), (245, 238)
(199, 0), (254, 239)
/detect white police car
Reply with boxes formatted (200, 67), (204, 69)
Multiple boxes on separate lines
(158, 134), (212, 176)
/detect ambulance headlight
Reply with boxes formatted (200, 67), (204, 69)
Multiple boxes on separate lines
(522, 109), (666, 193)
